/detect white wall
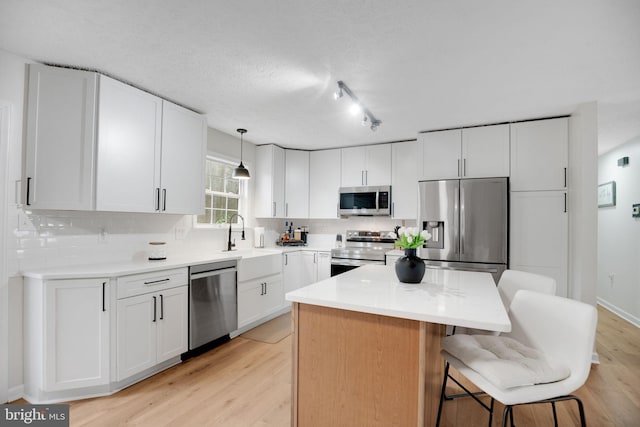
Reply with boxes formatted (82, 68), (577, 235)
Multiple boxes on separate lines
(597, 136), (640, 326)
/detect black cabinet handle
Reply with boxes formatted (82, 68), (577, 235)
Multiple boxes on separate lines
(162, 189), (167, 211)
(152, 296), (157, 322)
(564, 167), (567, 188)
(144, 278), (170, 285)
(160, 294), (164, 320)
(564, 193), (567, 213)
(26, 177), (32, 206)
(102, 282), (106, 312)
(155, 188), (160, 211)
(264, 282), (267, 294)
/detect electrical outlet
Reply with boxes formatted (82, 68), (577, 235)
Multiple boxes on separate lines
(175, 226), (186, 240)
(98, 228), (108, 244)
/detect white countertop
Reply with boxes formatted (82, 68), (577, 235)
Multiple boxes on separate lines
(22, 245), (334, 280)
(285, 265), (511, 332)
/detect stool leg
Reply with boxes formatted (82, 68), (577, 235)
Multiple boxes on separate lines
(501, 405), (512, 427)
(435, 362), (451, 427)
(551, 401), (558, 427)
(487, 397), (494, 427)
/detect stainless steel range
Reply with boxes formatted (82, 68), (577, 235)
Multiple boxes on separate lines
(330, 230), (396, 276)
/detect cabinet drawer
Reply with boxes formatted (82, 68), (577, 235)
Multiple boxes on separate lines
(117, 267), (188, 299)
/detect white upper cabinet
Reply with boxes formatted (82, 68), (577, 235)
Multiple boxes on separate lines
(341, 144), (391, 186)
(419, 124), (510, 180)
(391, 141), (418, 219)
(510, 118), (568, 191)
(309, 149), (340, 218)
(285, 150), (309, 218)
(25, 65), (206, 214)
(462, 124), (510, 178)
(255, 144), (286, 217)
(96, 76), (163, 212)
(25, 64), (98, 210)
(159, 101), (206, 214)
(419, 129), (461, 180)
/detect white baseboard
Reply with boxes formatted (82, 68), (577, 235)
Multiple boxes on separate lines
(8, 384), (23, 403)
(597, 298), (640, 328)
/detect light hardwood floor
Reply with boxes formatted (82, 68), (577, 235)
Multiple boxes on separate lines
(12, 306), (640, 426)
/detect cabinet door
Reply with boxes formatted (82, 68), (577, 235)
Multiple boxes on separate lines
(391, 141), (418, 219)
(461, 124), (510, 178)
(309, 149), (340, 218)
(255, 145), (285, 217)
(44, 278), (109, 391)
(97, 75), (162, 212)
(510, 191), (568, 297)
(285, 150), (310, 218)
(117, 293), (157, 381)
(341, 146), (367, 186)
(300, 251), (318, 286)
(160, 101), (206, 214)
(510, 118), (568, 191)
(419, 129), (462, 180)
(316, 252), (332, 281)
(156, 286), (188, 363)
(283, 252), (303, 293)
(263, 275), (285, 314)
(238, 279), (266, 328)
(365, 144), (392, 185)
(25, 64), (97, 210)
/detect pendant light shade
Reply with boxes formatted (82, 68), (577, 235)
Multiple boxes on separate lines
(232, 128), (250, 180)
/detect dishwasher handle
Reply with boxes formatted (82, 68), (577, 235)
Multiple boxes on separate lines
(190, 267), (236, 281)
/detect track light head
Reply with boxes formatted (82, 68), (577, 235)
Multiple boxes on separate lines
(361, 115), (368, 126)
(333, 87), (343, 100)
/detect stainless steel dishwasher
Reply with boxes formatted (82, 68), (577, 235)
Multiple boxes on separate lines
(189, 260), (237, 351)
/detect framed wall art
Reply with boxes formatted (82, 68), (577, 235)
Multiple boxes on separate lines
(598, 181), (616, 207)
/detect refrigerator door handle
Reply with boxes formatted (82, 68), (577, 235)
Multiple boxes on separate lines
(454, 186), (460, 255)
(460, 185), (465, 255)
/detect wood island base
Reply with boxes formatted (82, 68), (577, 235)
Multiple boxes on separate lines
(291, 302), (445, 427)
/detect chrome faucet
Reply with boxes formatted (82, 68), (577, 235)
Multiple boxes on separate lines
(227, 214), (245, 251)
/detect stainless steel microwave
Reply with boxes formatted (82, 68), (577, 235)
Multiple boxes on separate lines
(339, 186), (391, 216)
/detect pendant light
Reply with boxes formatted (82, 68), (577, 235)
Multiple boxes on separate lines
(232, 128), (250, 180)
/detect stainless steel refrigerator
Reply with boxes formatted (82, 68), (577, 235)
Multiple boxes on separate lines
(418, 178), (508, 281)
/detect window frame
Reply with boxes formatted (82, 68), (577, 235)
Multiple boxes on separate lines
(194, 155), (248, 228)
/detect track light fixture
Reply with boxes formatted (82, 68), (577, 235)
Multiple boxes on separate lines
(333, 80), (382, 131)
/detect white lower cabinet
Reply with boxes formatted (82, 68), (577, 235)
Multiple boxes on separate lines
(116, 269), (188, 382)
(317, 251), (331, 281)
(283, 250), (331, 294)
(24, 277), (110, 399)
(237, 275), (284, 328)
(237, 253), (284, 329)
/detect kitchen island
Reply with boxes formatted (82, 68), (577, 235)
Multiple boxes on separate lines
(285, 265), (510, 427)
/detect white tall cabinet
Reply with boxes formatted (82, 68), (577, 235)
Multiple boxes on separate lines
(419, 124), (510, 180)
(309, 149), (341, 218)
(341, 144), (392, 186)
(509, 118), (569, 296)
(391, 141), (419, 219)
(255, 144), (286, 217)
(284, 150), (309, 218)
(24, 277), (110, 400)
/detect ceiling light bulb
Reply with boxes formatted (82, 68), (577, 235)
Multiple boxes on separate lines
(333, 88), (343, 100)
(350, 103), (362, 115)
(370, 123), (378, 132)
(362, 116), (368, 126)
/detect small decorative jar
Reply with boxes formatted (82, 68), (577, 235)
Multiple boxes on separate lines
(148, 241), (167, 260)
(395, 248), (426, 284)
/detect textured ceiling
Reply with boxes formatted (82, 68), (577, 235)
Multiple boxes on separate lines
(1, 0), (639, 153)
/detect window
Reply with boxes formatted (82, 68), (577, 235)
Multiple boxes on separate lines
(196, 157), (245, 225)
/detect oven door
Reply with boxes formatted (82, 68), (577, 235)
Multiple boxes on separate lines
(330, 258), (385, 277)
